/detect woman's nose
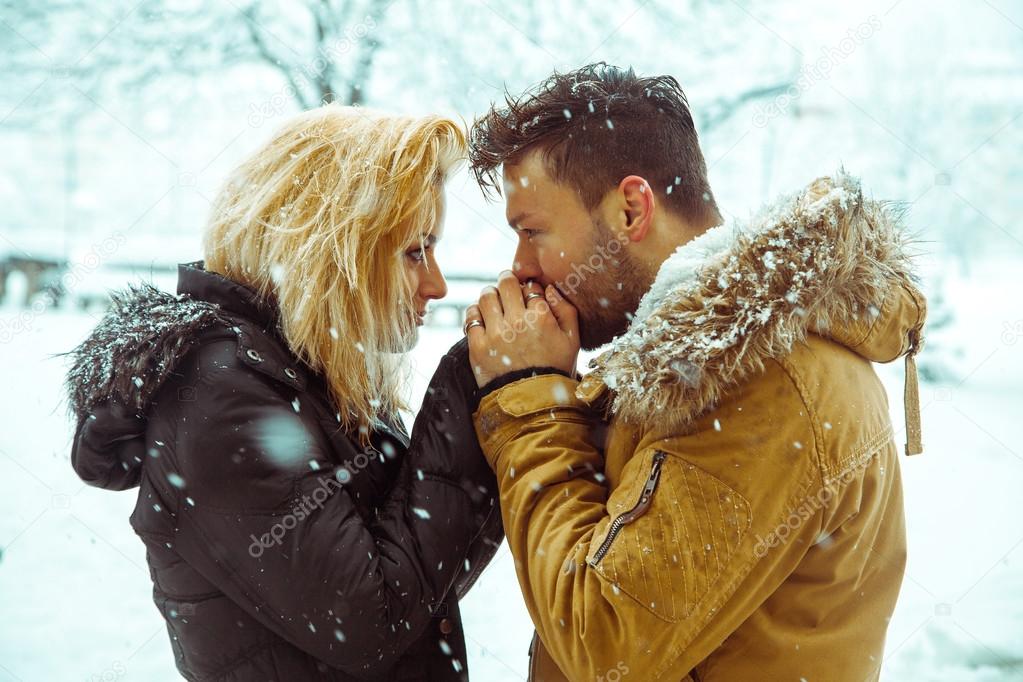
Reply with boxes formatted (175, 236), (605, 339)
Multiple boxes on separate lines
(420, 265), (448, 301)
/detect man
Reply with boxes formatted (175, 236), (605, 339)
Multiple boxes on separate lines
(460, 63), (926, 681)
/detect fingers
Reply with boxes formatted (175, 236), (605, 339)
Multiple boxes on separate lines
(521, 279), (547, 311)
(496, 270), (526, 316)
(474, 274), (561, 344)
(463, 304), (484, 337)
(467, 276), (579, 385)
(545, 285), (579, 338)
(477, 286), (504, 330)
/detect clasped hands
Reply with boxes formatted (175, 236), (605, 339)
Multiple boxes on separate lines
(464, 271), (580, 389)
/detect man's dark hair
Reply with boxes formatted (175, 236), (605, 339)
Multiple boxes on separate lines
(469, 62), (721, 227)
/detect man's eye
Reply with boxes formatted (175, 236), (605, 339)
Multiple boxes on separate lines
(519, 228), (539, 239)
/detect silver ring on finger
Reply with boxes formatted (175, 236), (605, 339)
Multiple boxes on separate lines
(463, 319), (484, 335)
(524, 292), (544, 304)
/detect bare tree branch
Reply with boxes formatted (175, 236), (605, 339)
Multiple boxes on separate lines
(347, 0), (388, 106)
(699, 81), (796, 132)
(239, 3), (314, 109)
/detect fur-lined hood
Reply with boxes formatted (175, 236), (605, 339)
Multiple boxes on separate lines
(63, 282), (232, 423)
(63, 263), (313, 491)
(580, 170), (927, 434)
(62, 262), (300, 426)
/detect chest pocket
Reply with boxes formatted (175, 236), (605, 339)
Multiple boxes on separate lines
(586, 450), (752, 623)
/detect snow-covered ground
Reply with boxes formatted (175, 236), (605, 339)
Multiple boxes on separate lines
(0, 258), (1021, 681)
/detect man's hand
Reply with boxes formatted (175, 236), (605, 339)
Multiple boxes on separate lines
(464, 271), (580, 388)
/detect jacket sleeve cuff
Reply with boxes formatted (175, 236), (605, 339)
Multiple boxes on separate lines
(474, 366), (572, 409)
(473, 373), (589, 463)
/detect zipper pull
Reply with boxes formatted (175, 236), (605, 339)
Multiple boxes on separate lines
(589, 451), (668, 567)
(640, 451), (667, 503)
(622, 450), (667, 523)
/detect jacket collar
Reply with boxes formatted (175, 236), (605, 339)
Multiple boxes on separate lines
(579, 170), (927, 440)
(177, 260), (282, 335)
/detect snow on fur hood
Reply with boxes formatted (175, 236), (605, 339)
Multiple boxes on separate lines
(62, 261), (309, 430)
(63, 282), (233, 424)
(583, 170), (928, 441)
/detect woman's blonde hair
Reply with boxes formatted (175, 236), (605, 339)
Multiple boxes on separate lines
(203, 104), (465, 437)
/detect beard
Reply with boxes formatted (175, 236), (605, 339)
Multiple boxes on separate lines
(557, 218), (654, 351)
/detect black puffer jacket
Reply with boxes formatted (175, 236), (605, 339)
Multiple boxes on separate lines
(64, 261), (503, 681)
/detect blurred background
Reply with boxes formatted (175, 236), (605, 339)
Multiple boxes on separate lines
(1, 0), (1021, 679)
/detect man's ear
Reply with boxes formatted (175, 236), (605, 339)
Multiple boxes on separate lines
(618, 175), (654, 242)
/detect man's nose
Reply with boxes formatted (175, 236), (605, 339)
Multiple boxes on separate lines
(512, 243), (542, 283)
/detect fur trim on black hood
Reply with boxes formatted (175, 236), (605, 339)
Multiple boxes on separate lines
(61, 263), (291, 490)
(62, 282), (232, 424)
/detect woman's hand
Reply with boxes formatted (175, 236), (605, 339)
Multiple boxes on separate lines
(464, 271), (580, 388)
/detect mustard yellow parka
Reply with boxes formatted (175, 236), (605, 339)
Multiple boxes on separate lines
(474, 173), (927, 681)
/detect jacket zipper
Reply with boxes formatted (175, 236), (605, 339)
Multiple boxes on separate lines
(588, 450), (667, 567)
(456, 503), (499, 600)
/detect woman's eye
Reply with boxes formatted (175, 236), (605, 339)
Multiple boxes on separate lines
(406, 248), (426, 263)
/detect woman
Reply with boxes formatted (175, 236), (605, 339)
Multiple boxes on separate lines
(63, 105), (501, 681)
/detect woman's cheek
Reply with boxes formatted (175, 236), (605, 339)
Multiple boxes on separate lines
(401, 257), (420, 291)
